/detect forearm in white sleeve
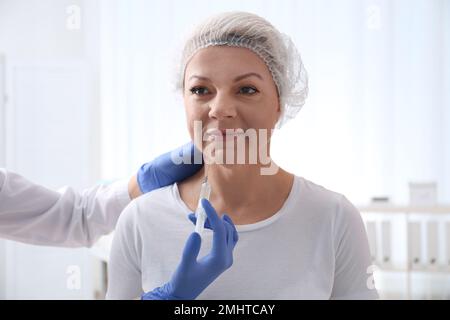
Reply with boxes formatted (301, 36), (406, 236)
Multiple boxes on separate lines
(0, 168), (131, 247)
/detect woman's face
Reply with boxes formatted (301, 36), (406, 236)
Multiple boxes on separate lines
(183, 46), (280, 163)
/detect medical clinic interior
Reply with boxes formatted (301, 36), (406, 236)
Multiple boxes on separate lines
(0, 0), (449, 300)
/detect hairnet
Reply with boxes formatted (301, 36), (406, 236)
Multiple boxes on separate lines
(175, 11), (308, 128)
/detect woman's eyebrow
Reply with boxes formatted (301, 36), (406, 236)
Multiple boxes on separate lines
(234, 72), (263, 82)
(188, 72), (263, 82)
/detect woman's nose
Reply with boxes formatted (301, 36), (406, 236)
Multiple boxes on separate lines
(208, 94), (237, 120)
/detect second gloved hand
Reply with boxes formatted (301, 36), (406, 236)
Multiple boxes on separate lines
(137, 142), (203, 193)
(141, 199), (239, 300)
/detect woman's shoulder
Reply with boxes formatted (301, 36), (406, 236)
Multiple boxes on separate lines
(294, 175), (343, 204)
(136, 183), (176, 204)
(292, 175), (359, 219)
(118, 184), (179, 225)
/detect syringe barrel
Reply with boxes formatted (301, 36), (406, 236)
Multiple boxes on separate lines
(194, 206), (207, 235)
(194, 181), (211, 236)
(199, 180), (211, 199)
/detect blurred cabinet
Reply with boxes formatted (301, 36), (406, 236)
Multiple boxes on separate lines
(360, 205), (450, 299)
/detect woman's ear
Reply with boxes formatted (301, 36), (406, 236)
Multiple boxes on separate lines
(275, 100), (281, 120)
(272, 104), (282, 129)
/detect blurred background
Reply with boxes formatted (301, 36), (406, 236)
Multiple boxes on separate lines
(0, 0), (449, 299)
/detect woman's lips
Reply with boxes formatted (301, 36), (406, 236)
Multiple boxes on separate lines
(205, 128), (245, 141)
(205, 128), (223, 137)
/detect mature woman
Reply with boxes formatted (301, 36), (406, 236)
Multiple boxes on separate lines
(106, 11), (378, 300)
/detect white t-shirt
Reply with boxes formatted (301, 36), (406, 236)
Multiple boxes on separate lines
(106, 175), (379, 300)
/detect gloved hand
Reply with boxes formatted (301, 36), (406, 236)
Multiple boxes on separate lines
(141, 199), (239, 300)
(137, 142), (203, 193)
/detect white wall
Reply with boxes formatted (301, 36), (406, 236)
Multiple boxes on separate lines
(99, 0), (450, 206)
(0, 0), (102, 299)
(0, 52), (6, 299)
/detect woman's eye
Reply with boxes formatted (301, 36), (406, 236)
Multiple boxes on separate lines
(189, 86), (258, 96)
(239, 86), (258, 95)
(190, 87), (209, 95)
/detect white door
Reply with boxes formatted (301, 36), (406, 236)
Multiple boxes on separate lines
(0, 53), (7, 299)
(2, 61), (97, 299)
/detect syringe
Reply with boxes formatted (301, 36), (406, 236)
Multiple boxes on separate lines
(194, 176), (212, 236)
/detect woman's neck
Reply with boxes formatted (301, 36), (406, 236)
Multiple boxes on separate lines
(178, 161), (294, 225)
(207, 163), (278, 206)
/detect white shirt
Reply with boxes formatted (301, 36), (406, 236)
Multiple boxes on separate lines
(0, 168), (131, 247)
(106, 175), (379, 300)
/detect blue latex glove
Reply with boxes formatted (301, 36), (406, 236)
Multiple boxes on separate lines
(137, 142), (203, 193)
(141, 199), (239, 300)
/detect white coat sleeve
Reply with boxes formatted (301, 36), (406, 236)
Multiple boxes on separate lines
(330, 195), (379, 300)
(0, 168), (131, 247)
